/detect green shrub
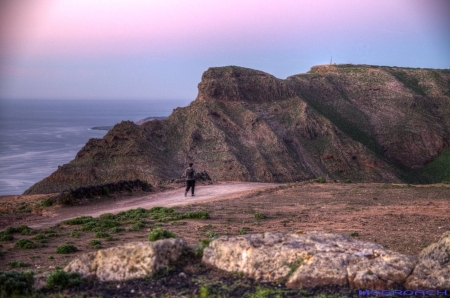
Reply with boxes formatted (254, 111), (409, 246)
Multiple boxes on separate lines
(344, 179), (352, 183)
(0, 232), (13, 241)
(205, 231), (218, 238)
(89, 240), (101, 247)
(99, 220), (120, 228)
(94, 232), (110, 238)
(109, 227), (124, 233)
(63, 216), (95, 225)
(350, 232), (359, 237)
(46, 270), (82, 289)
(194, 239), (211, 257)
(14, 239), (37, 249)
(56, 244), (77, 254)
(126, 221), (145, 232)
(3, 227), (16, 234)
(40, 198), (53, 207)
(17, 225), (34, 235)
(148, 228), (177, 242)
(8, 261), (29, 268)
(99, 213), (116, 220)
(0, 270), (34, 297)
(125, 186), (132, 193)
(315, 177), (327, 183)
(254, 212), (267, 220)
(81, 221), (101, 232)
(33, 233), (47, 241)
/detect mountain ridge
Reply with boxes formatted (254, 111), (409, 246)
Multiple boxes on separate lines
(25, 64), (450, 194)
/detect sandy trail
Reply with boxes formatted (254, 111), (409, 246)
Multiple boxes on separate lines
(29, 182), (278, 229)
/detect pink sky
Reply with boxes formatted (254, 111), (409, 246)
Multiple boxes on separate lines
(0, 0), (449, 100)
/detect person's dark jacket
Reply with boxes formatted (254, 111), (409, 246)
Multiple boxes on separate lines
(185, 167), (196, 180)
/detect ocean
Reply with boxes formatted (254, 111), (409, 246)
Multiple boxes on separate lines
(0, 99), (188, 195)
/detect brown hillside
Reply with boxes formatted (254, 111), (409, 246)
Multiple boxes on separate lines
(25, 65), (450, 194)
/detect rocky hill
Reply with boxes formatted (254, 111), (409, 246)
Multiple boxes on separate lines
(25, 64), (450, 194)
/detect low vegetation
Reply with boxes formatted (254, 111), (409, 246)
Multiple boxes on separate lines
(14, 239), (37, 249)
(0, 270), (34, 297)
(46, 269), (83, 289)
(56, 243), (78, 254)
(7, 261), (29, 268)
(148, 228), (177, 242)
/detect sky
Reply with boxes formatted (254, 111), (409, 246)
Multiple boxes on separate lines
(0, 0), (449, 103)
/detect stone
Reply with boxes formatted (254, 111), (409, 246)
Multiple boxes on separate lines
(64, 239), (186, 281)
(405, 231), (450, 290)
(202, 231), (417, 290)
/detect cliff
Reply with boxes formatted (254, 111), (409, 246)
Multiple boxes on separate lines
(25, 65), (450, 194)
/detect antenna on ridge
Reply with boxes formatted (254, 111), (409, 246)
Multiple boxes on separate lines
(330, 56), (332, 65)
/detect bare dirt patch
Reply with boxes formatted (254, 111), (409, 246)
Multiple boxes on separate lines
(1, 182), (449, 297)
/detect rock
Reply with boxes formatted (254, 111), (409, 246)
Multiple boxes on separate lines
(202, 231), (417, 290)
(405, 231), (450, 290)
(64, 239), (186, 281)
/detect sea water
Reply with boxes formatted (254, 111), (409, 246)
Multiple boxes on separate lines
(0, 99), (189, 195)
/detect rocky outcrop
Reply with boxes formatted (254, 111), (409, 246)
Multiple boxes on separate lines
(62, 231), (450, 290)
(405, 231), (450, 290)
(64, 239), (186, 281)
(202, 231), (417, 290)
(25, 65), (450, 194)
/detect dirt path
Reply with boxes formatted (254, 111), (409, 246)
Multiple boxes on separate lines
(28, 182), (278, 229)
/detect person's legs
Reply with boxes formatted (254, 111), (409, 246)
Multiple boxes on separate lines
(191, 180), (195, 196)
(185, 181), (191, 196)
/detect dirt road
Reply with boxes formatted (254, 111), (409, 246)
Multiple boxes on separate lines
(28, 182), (279, 229)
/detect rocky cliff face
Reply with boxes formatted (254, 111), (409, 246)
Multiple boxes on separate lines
(25, 65), (450, 194)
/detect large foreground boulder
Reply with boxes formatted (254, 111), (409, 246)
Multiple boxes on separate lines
(64, 239), (186, 281)
(405, 231), (450, 290)
(202, 231), (417, 290)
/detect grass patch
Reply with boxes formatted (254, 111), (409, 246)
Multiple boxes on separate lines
(126, 220), (145, 232)
(315, 177), (327, 183)
(94, 232), (110, 238)
(63, 216), (95, 225)
(116, 207), (149, 221)
(56, 243), (78, 254)
(254, 212), (267, 220)
(170, 221), (187, 226)
(239, 227), (250, 235)
(8, 261), (29, 268)
(148, 228), (177, 242)
(69, 230), (80, 238)
(99, 213), (116, 220)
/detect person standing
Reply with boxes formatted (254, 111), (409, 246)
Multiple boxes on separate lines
(185, 162), (196, 197)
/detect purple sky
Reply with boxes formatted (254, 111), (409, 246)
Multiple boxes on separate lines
(0, 0), (449, 102)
